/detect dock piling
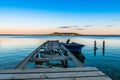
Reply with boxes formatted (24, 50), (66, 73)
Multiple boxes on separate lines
(103, 40), (105, 56)
(94, 41), (97, 56)
(64, 50), (68, 68)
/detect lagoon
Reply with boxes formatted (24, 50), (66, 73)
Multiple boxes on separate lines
(0, 35), (120, 80)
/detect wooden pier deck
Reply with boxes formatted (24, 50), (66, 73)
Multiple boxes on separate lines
(0, 40), (112, 80)
(0, 67), (111, 80)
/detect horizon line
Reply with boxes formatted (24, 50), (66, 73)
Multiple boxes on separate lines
(0, 33), (120, 36)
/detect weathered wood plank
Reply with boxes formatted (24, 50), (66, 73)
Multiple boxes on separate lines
(75, 76), (112, 80)
(29, 76), (112, 80)
(61, 43), (84, 67)
(35, 65), (51, 68)
(0, 71), (106, 79)
(35, 65), (62, 69)
(31, 56), (70, 62)
(14, 41), (48, 69)
(0, 67), (98, 74)
(30, 78), (73, 80)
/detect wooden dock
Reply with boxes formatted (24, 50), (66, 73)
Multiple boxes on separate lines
(0, 40), (112, 80)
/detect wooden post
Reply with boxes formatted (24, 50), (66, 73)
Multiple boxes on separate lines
(35, 50), (39, 65)
(64, 50), (68, 68)
(94, 41), (96, 50)
(61, 60), (65, 68)
(103, 41), (105, 56)
(35, 52), (39, 58)
(94, 41), (97, 56)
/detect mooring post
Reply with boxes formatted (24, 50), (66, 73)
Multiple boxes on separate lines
(64, 50), (68, 68)
(61, 60), (65, 68)
(35, 52), (39, 58)
(94, 41), (97, 49)
(94, 41), (97, 56)
(103, 41), (105, 56)
(35, 50), (39, 65)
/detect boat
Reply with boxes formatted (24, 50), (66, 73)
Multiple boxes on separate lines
(63, 42), (85, 51)
(63, 39), (85, 63)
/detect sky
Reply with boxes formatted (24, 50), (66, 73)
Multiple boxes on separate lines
(0, 0), (120, 35)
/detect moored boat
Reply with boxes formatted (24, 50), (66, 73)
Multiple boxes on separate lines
(63, 40), (85, 63)
(63, 42), (85, 51)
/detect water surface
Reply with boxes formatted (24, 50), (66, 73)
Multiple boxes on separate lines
(0, 35), (120, 80)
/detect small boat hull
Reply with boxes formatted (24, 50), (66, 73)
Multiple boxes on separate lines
(63, 42), (85, 63)
(70, 50), (85, 63)
(63, 42), (85, 51)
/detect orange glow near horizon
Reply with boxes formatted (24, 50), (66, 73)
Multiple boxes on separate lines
(0, 28), (53, 34)
(0, 27), (120, 35)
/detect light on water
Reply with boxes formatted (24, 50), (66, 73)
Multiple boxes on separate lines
(0, 35), (120, 80)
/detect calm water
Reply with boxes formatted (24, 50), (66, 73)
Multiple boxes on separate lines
(0, 35), (120, 80)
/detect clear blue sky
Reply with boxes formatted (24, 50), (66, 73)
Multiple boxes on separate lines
(0, 0), (120, 34)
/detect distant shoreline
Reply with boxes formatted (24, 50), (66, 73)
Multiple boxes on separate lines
(0, 32), (120, 36)
(0, 34), (120, 36)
